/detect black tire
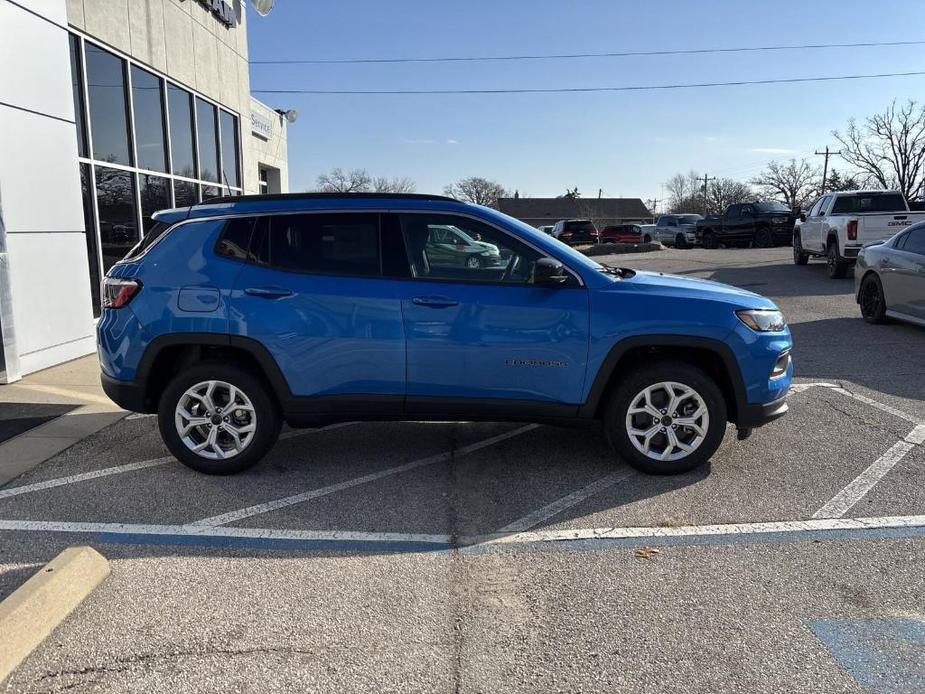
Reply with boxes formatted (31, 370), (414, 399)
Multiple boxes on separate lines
(755, 227), (773, 248)
(643, 234), (652, 244)
(702, 231), (718, 249)
(859, 273), (888, 324)
(603, 361), (727, 475)
(675, 233), (688, 249)
(792, 232), (809, 265)
(158, 362), (281, 474)
(827, 241), (849, 279)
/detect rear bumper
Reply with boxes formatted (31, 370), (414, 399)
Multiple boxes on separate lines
(101, 373), (146, 412)
(738, 395), (789, 429)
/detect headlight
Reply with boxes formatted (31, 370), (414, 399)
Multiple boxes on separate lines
(736, 309), (786, 332)
(772, 216), (789, 224)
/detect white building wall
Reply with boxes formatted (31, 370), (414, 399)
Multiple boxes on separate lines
(0, 0), (95, 380)
(248, 97), (289, 194)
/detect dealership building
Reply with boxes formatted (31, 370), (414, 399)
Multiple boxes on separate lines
(0, 0), (290, 383)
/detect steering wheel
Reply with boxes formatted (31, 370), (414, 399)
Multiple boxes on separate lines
(501, 253), (522, 282)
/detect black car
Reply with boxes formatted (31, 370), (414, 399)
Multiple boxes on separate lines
(696, 202), (797, 249)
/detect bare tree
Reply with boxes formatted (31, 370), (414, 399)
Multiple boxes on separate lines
(316, 168), (372, 193)
(664, 171), (704, 213)
(750, 158), (819, 209)
(371, 176), (416, 193)
(833, 100), (925, 200)
(708, 178), (753, 214)
(444, 177), (509, 208)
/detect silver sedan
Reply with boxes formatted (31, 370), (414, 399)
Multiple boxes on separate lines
(855, 221), (925, 327)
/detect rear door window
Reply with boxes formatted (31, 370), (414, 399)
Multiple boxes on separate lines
(831, 193), (907, 214)
(901, 227), (925, 255)
(259, 213), (381, 277)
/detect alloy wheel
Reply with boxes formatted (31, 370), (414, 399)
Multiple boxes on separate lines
(625, 381), (709, 462)
(174, 380), (257, 460)
(860, 277), (883, 319)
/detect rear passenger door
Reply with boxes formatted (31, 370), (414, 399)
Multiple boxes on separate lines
(889, 227), (925, 319)
(228, 213), (406, 410)
(394, 212), (590, 413)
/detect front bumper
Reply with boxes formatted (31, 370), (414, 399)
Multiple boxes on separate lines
(101, 373), (146, 412)
(738, 394), (789, 428)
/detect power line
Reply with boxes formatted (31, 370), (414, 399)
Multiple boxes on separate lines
(252, 70), (925, 96)
(252, 39), (925, 65)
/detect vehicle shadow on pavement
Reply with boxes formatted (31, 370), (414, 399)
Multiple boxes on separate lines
(701, 261), (855, 298)
(789, 317), (925, 401)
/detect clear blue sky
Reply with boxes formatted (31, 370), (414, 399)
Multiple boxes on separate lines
(246, 0), (925, 206)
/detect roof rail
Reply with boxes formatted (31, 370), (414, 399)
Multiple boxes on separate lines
(197, 192), (459, 206)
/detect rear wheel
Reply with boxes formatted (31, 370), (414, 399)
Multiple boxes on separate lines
(702, 231), (718, 249)
(859, 273), (888, 324)
(827, 241), (849, 279)
(604, 362), (727, 475)
(793, 232), (809, 265)
(158, 363), (281, 474)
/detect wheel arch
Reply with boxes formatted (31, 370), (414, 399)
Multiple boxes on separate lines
(580, 335), (747, 424)
(136, 333), (292, 413)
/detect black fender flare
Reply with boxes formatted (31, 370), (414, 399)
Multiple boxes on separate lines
(578, 334), (749, 423)
(135, 332), (293, 407)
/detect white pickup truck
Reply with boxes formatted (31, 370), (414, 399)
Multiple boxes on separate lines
(793, 190), (925, 278)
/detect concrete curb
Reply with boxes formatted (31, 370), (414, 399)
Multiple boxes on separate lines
(0, 546), (110, 682)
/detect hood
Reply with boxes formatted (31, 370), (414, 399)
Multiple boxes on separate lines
(617, 270), (777, 308)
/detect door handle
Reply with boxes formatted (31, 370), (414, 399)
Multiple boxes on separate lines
(411, 296), (459, 308)
(244, 286), (293, 299)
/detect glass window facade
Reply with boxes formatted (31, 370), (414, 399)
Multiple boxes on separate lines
(68, 33), (244, 316)
(131, 66), (167, 173)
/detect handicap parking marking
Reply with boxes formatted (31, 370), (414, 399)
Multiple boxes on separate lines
(808, 617), (925, 694)
(814, 424), (925, 519)
(191, 424), (539, 527)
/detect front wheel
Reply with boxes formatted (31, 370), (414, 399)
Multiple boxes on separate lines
(675, 233), (688, 249)
(643, 234), (652, 244)
(158, 363), (281, 474)
(604, 362), (727, 475)
(793, 232), (809, 265)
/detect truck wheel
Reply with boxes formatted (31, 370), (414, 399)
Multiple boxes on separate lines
(158, 362), (281, 474)
(827, 241), (849, 279)
(675, 233), (688, 249)
(643, 234), (652, 243)
(792, 232), (809, 265)
(859, 273), (888, 324)
(702, 231), (718, 249)
(604, 362), (727, 475)
(755, 227), (773, 248)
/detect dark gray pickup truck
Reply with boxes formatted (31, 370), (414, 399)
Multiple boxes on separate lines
(696, 202), (798, 249)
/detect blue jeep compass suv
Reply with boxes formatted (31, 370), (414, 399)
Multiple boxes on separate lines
(98, 193), (792, 475)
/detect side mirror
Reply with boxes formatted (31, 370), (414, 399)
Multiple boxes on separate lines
(534, 257), (569, 285)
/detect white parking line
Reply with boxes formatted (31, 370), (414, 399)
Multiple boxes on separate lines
(497, 469), (635, 534)
(0, 457), (173, 499)
(479, 513), (925, 546)
(192, 424), (540, 527)
(791, 381), (922, 425)
(0, 423), (358, 500)
(813, 424), (925, 519)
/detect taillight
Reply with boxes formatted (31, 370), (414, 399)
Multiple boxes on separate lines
(847, 220), (858, 240)
(102, 277), (141, 309)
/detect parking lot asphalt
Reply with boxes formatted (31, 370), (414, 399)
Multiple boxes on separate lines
(1, 247), (924, 693)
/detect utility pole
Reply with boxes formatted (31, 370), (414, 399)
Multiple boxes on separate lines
(815, 146), (841, 193)
(699, 174), (716, 215)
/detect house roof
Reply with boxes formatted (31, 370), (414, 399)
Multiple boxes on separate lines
(497, 197), (652, 220)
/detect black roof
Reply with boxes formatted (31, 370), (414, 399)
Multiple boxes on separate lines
(199, 192), (458, 206)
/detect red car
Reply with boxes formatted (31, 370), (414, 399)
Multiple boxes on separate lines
(600, 224), (643, 244)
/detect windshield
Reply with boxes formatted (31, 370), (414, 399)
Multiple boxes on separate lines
(754, 201), (791, 213)
(676, 214), (703, 224)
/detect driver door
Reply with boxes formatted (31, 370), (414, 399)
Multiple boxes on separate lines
(393, 212), (590, 409)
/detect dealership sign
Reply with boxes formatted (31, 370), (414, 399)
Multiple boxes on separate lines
(183, 0), (237, 27)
